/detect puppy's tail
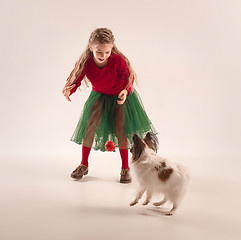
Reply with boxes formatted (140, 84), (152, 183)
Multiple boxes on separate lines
(177, 164), (191, 183)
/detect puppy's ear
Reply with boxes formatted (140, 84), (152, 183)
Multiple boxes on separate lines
(144, 132), (159, 152)
(155, 163), (173, 182)
(132, 133), (140, 142)
(131, 134), (145, 162)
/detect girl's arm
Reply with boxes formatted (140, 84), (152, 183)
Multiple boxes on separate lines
(117, 55), (134, 96)
(63, 84), (76, 102)
(125, 76), (134, 96)
(69, 72), (85, 96)
(62, 69), (86, 101)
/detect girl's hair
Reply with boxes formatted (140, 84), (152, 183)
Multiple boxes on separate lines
(63, 28), (136, 92)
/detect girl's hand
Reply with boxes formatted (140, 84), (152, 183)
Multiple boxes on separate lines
(63, 84), (76, 102)
(117, 89), (128, 105)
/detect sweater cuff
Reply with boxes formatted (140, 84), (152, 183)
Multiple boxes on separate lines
(69, 84), (78, 96)
(125, 88), (131, 96)
(125, 77), (134, 96)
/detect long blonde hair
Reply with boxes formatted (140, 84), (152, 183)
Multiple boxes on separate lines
(63, 28), (136, 92)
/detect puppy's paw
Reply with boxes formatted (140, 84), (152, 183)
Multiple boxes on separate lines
(130, 200), (138, 206)
(165, 211), (173, 216)
(142, 201), (149, 205)
(153, 202), (162, 206)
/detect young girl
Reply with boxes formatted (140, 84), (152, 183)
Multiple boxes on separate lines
(63, 28), (156, 183)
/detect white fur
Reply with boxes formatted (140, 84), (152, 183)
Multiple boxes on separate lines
(130, 144), (190, 215)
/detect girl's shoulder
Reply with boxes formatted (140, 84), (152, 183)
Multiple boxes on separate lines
(86, 55), (93, 64)
(111, 52), (122, 59)
(84, 55), (95, 69)
(110, 52), (125, 64)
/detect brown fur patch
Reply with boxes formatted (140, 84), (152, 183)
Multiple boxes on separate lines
(157, 167), (173, 182)
(161, 161), (166, 167)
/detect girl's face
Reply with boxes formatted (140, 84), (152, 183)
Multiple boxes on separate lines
(89, 43), (113, 67)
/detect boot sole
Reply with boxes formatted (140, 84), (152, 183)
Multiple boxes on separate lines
(71, 171), (88, 179)
(120, 179), (132, 183)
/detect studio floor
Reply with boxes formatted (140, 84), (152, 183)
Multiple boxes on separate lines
(1, 152), (240, 240)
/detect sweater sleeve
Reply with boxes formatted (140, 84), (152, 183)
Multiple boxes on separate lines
(125, 76), (134, 96)
(116, 55), (133, 96)
(69, 68), (85, 96)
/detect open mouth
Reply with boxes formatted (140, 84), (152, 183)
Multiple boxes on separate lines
(98, 58), (105, 62)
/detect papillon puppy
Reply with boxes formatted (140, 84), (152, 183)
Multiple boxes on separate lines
(130, 132), (190, 215)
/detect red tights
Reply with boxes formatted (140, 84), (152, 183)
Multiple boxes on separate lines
(81, 145), (129, 169)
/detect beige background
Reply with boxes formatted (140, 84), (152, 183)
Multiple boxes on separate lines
(1, 0), (241, 159)
(0, 0), (241, 240)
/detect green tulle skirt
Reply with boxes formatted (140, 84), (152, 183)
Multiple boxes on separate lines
(70, 89), (157, 151)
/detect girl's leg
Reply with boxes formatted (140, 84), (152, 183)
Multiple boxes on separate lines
(81, 101), (102, 166)
(115, 104), (129, 170)
(81, 145), (91, 167)
(119, 149), (129, 169)
(115, 104), (131, 183)
(82, 101), (102, 148)
(71, 101), (102, 179)
(115, 104), (131, 182)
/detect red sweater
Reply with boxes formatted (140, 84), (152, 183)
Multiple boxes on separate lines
(70, 53), (133, 96)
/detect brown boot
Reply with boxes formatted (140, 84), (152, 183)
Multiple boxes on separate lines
(120, 168), (132, 183)
(71, 164), (88, 179)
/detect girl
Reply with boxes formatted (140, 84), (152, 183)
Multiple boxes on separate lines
(63, 28), (156, 183)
